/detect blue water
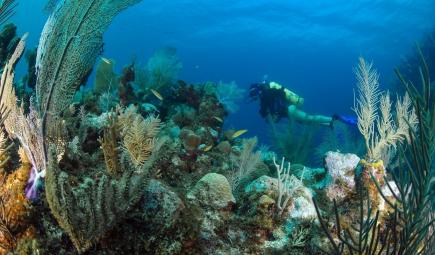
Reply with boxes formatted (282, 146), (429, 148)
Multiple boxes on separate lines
(14, 0), (435, 145)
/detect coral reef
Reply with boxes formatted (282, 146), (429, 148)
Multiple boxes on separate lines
(324, 151), (360, 202)
(0, 1), (432, 253)
(314, 55), (434, 255)
(187, 173), (236, 210)
(0, 133), (34, 254)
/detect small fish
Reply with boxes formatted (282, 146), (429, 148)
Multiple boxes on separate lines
(232, 129), (248, 139)
(150, 89), (163, 101)
(203, 145), (213, 152)
(213, 116), (223, 123)
(101, 57), (112, 64)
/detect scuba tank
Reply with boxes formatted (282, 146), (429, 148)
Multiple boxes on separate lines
(269, 81), (304, 106)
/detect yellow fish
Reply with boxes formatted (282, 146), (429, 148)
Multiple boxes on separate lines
(213, 116), (223, 123)
(232, 129), (248, 139)
(101, 57), (112, 64)
(203, 145), (213, 152)
(150, 89), (163, 101)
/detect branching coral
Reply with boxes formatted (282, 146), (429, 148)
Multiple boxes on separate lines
(274, 156), (292, 218)
(354, 57), (418, 162)
(273, 156), (305, 218)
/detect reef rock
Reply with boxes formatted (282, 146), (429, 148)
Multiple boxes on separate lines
(324, 151), (360, 202)
(187, 173), (237, 254)
(246, 175), (316, 223)
(244, 175), (278, 196)
(287, 196), (316, 222)
(187, 173), (236, 210)
(142, 179), (185, 230)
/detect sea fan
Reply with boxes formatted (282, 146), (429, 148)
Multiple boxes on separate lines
(35, 0), (142, 154)
(215, 80), (245, 113)
(0, 0), (17, 26)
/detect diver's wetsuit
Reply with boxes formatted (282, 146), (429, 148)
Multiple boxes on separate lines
(249, 81), (333, 126)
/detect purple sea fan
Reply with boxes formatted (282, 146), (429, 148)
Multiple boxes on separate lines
(25, 166), (45, 201)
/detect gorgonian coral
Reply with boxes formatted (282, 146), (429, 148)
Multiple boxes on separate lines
(354, 57), (418, 163)
(215, 80), (245, 113)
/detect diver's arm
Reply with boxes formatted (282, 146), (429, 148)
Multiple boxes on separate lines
(287, 105), (332, 126)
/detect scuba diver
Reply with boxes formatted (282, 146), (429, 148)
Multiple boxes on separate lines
(249, 80), (357, 127)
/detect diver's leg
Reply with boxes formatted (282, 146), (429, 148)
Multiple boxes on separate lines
(287, 105), (332, 126)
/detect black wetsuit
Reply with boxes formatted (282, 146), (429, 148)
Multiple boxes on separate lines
(250, 83), (289, 122)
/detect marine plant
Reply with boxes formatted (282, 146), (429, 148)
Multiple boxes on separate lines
(354, 57), (418, 208)
(45, 136), (163, 253)
(215, 80), (245, 113)
(0, 34), (46, 200)
(380, 50), (434, 254)
(0, 0), (16, 27)
(313, 185), (382, 254)
(100, 105), (161, 172)
(314, 53), (435, 255)
(354, 57), (418, 163)
(94, 58), (118, 95)
(227, 137), (262, 193)
(136, 47), (182, 91)
(35, 0), (143, 156)
(1, 0), (161, 252)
